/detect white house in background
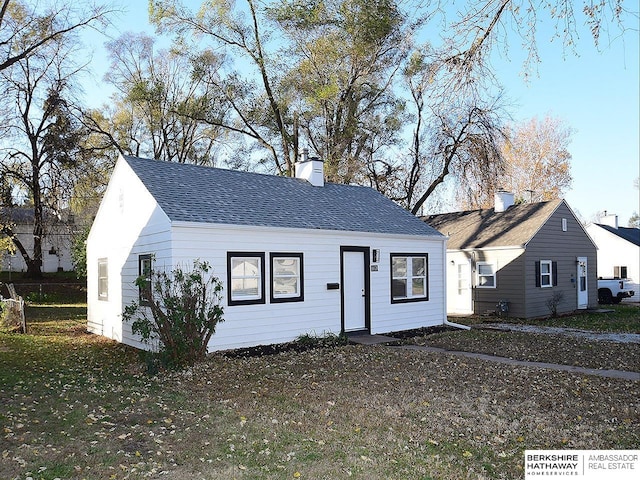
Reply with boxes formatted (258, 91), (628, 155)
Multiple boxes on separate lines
(586, 214), (640, 302)
(87, 153), (447, 352)
(0, 207), (75, 273)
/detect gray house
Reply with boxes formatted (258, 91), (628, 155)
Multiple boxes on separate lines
(424, 193), (598, 318)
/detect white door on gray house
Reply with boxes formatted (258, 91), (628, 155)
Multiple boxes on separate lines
(577, 257), (588, 309)
(343, 250), (367, 331)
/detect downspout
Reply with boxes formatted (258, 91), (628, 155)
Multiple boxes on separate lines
(440, 237), (471, 331)
(444, 319), (471, 330)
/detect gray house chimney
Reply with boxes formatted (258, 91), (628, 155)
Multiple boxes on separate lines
(494, 190), (515, 212)
(295, 148), (324, 187)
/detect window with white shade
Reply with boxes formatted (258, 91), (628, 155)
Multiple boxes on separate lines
(270, 253), (304, 303)
(227, 252), (265, 305)
(98, 258), (108, 300)
(477, 262), (496, 288)
(614, 266), (627, 279)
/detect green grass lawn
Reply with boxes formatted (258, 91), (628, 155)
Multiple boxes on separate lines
(1, 304), (638, 479)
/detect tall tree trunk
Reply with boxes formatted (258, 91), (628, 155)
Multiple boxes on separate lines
(27, 161), (44, 279)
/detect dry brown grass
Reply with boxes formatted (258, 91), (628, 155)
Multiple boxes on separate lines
(409, 329), (640, 372)
(1, 306), (638, 479)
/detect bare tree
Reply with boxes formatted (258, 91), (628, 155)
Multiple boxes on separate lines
(434, 0), (634, 81)
(0, 4), (109, 277)
(271, 0), (408, 184)
(91, 32), (226, 165)
(0, 0), (112, 72)
(150, 0), (297, 174)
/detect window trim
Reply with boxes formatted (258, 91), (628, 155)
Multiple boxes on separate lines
(614, 266), (628, 279)
(476, 262), (496, 289)
(270, 253), (304, 303)
(97, 258), (108, 301)
(390, 253), (429, 304)
(540, 260), (553, 288)
(138, 254), (153, 306)
(535, 260), (558, 288)
(227, 252), (266, 306)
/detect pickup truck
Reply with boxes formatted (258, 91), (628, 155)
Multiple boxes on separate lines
(597, 278), (635, 304)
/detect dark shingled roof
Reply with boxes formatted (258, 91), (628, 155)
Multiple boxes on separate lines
(123, 155), (442, 237)
(423, 199), (563, 249)
(595, 224), (640, 246)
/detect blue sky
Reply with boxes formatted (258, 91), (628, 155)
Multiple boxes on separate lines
(490, 19), (639, 225)
(83, 1), (639, 225)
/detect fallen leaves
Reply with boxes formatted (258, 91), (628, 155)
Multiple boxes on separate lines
(2, 313), (639, 479)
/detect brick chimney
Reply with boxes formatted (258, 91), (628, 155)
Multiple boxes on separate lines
(295, 148), (324, 187)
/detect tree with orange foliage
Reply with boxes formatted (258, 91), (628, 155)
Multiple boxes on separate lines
(461, 115), (573, 209)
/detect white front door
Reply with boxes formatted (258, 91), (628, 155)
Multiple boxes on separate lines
(450, 258), (473, 314)
(342, 250), (367, 332)
(577, 257), (588, 309)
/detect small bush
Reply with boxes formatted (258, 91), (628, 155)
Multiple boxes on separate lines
(296, 331), (349, 349)
(545, 291), (565, 317)
(123, 259), (224, 370)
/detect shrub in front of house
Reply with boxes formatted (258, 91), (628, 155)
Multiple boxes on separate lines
(123, 259), (224, 370)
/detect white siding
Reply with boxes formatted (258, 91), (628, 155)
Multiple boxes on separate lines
(586, 224), (640, 302)
(86, 158), (172, 344)
(88, 157), (447, 352)
(162, 222), (446, 351)
(1, 223), (75, 273)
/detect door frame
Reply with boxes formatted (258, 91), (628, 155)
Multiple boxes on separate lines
(340, 246), (371, 333)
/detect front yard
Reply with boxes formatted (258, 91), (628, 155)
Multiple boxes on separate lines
(0, 304), (638, 479)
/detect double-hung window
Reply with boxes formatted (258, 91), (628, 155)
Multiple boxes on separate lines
(97, 258), (108, 300)
(391, 254), (428, 303)
(477, 262), (496, 288)
(270, 253), (304, 303)
(535, 260), (557, 288)
(540, 260), (552, 287)
(227, 252), (265, 305)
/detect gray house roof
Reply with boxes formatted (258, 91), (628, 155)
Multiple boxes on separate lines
(423, 199), (564, 249)
(123, 155), (443, 237)
(594, 224), (640, 246)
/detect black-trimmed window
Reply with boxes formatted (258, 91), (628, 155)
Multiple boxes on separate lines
(227, 252), (265, 306)
(535, 260), (558, 288)
(614, 266), (627, 279)
(97, 258), (108, 301)
(138, 254), (153, 306)
(270, 253), (304, 303)
(391, 253), (429, 303)
(477, 262), (496, 288)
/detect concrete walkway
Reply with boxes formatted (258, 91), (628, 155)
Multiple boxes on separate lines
(348, 333), (640, 382)
(398, 344), (640, 381)
(475, 323), (640, 344)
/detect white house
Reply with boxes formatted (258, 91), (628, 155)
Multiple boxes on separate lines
(586, 214), (640, 302)
(87, 154), (447, 352)
(1, 207), (75, 273)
